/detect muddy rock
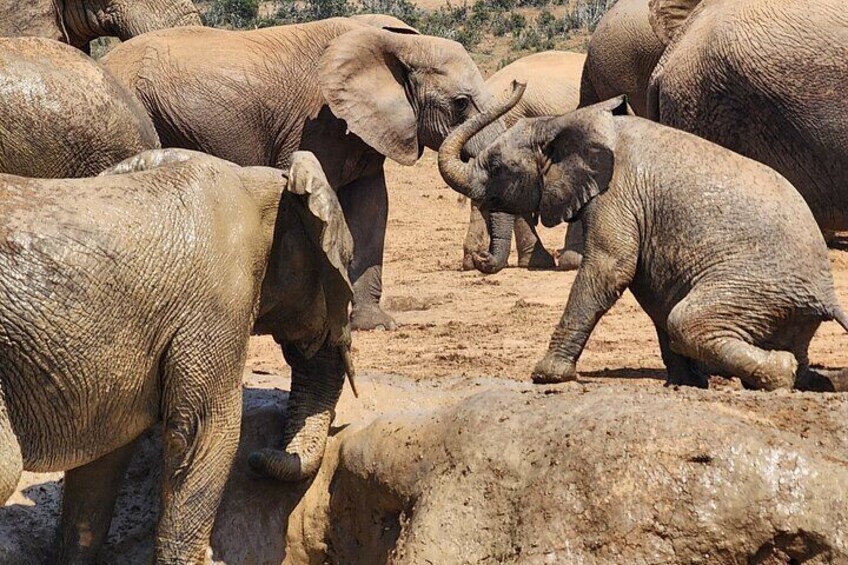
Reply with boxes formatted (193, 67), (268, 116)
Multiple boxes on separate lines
(291, 385), (848, 564)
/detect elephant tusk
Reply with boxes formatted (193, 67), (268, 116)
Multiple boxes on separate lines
(339, 345), (358, 398)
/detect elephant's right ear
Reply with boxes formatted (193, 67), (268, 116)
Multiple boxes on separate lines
(285, 152), (354, 351)
(318, 27), (420, 166)
(648, 0), (702, 44)
(537, 96), (624, 226)
(98, 148), (199, 175)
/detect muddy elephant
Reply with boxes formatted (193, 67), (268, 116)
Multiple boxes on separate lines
(0, 37), (159, 178)
(0, 149), (353, 563)
(100, 17), (501, 331)
(440, 86), (848, 390)
(463, 51), (587, 273)
(0, 0), (199, 52)
(647, 0), (848, 234)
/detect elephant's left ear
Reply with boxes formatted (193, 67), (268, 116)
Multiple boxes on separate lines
(648, 0), (702, 44)
(538, 96), (625, 226)
(319, 27), (420, 166)
(286, 151), (354, 350)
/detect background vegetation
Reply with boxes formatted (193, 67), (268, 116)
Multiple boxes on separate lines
(196, 0), (617, 70)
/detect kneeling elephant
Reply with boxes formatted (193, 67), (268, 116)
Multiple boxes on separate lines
(440, 85), (848, 391)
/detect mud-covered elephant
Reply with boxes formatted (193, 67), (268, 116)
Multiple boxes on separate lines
(647, 0), (848, 234)
(440, 86), (848, 390)
(463, 50), (587, 273)
(0, 149), (352, 563)
(101, 17), (502, 331)
(0, 37), (159, 178)
(0, 0), (199, 52)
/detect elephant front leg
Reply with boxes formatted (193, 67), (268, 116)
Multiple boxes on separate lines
(515, 215), (556, 270)
(462, 200), (488, 271)
(338, 170), (397, 331)
(533, 249), (636, 384)
(54, 439), (138, 564)
(556, 220), (585, 271)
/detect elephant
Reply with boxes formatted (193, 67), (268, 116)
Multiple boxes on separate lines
(349, 13), (420, 34)
(439, 85), (848, 391)
(100, 17), (502, 331)
(462, 50), (587, 274)
(0, 37), (159, 178)
(0, 149), (353, 563)
(647, 0), (848, 234)
(0, 0), (200, 52)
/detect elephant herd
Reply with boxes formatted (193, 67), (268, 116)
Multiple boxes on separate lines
(0, 0), (846, 562)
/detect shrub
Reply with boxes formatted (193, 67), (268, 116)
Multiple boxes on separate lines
(202, 0), (259, 27)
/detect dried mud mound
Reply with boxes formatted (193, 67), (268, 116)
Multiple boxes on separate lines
(293, 385), (848, 564)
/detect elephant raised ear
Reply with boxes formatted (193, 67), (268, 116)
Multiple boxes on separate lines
(318, 27), (420, 166)
(537, 96), (629, 226)
(648, 0), (702, 44)
(349, 14), (420, 35)
(285, 151), (354, 352)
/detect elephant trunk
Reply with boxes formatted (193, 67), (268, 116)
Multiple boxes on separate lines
(439, 82), (526, 201)
(474, 211), (515, 274)
(248, 340), (346, 481)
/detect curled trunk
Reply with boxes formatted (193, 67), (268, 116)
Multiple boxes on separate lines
(248, 340), (346, 481)
(438, 82), (526, 200)
(474, 211), (515, 274)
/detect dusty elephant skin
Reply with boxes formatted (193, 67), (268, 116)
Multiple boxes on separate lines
(463, 51), (586, 274)
(293, 387), (848, 564)
(100, 17), (503, 332)
(0, 0), (200, 51)
(440, 87), (848, 390)
(0, 149), (352, 562)
(0, 37), (159, 179)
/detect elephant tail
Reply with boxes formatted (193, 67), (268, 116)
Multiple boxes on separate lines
(824, 304), (848, 333)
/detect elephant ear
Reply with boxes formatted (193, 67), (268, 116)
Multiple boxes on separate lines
(283, 151), (354, 353)
(319, 27), (420, 166)
(648, 0), (702, 44)
(349, 14), (420, 35)
(538, 96), (628, 226)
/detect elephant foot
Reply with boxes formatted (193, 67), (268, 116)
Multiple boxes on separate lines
(746, 350), (797, 391)
(461, 250), (478, 271)
(518, 244), (556, 270)
(795, 367), (848, 392)
(555, 249), (583, 271)
(351, 304), (397, 332)
(472, 251), (505, 274)
(531, 354), (577, 384)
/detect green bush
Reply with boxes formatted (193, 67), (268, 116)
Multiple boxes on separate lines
(202, 0), (259, 27)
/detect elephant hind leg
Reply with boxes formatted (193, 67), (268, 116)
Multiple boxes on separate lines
(0, 393), (23, 504)
(155, 333), (243, 563)
(556, 220), (585, 272)
(656, 326), (708, 388)
(54, 439), (139, 563)
(515, 215), (556, 270)
(462, 201), (488, 271)
(668, 290), (798, 390)
(666, 295), (797, 391)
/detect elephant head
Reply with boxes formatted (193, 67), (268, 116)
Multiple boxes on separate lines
(440, 86), (629, 270)
(55, 0), (200, 49)
(319, 25), (502, 166)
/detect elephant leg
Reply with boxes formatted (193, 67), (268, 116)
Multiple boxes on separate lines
(156, 337), (242, 563)
(54, 440), (138, 564)
(338, 170), (397, 331)
(656, 327), (708, 388)
(515, 215), (556, 269)
(462, 201), (488, 271)
(532, 245), (636, 384)
(556, 220), (585, 271)
(666, 295), (797, 391)
(0, 393), (23, 506)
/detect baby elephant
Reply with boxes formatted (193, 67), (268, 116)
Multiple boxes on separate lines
(0, 150), (352, 563)
(440, 84), (848, 390)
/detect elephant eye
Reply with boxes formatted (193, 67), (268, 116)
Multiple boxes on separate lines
(453, 96), (470, 114)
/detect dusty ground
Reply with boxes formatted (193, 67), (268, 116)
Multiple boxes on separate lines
(248, 150), (848, 386)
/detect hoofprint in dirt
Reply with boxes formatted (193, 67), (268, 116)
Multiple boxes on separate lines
(248, 152), (848, 384)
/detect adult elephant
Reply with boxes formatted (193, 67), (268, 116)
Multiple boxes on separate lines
(0, 37), (159, 178)
(647, 0), (848, 233)
(463, 51), (586, 273)
(0, 149), (352, 562)
(0, 0), (200, 52)
(102, 17), (500, 331)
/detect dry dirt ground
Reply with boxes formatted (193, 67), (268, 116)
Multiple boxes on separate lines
(248, 150), (848, 386)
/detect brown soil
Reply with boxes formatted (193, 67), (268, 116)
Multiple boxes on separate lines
(248, 151), (848, 385)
